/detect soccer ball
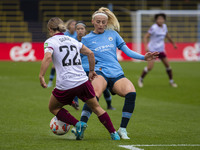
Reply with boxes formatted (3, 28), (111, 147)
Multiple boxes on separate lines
(50, 116), (71, 135)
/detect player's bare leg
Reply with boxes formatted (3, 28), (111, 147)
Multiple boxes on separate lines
(85, 97), (120, 140)
(112, 78), (136, 139)
(138, 60), (154, 87)
(161, 57), (178, 87)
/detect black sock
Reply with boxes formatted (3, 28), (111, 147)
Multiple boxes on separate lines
(120, 92), (136, 128)
(80, 96), (99, 123)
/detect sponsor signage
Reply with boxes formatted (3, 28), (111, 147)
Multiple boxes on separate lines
(0, 42), (200, 61)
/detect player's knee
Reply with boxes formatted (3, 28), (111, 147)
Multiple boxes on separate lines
(94, 90), (101, 98)
(48, 105), (57, 115)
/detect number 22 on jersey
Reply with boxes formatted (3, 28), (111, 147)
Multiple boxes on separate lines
(59, 45), (81, 66)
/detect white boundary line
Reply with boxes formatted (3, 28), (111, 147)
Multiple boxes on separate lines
(119, 144), (200, 150)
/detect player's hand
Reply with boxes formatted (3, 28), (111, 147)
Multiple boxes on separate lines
(144, 52), (159, 61)
(39, 76), (47, 88)
(145, 47), (150, 52)
(88, 71), (97, 81)
(173, 44), (177, 49)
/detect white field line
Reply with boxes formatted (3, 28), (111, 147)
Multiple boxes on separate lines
(119, 144), (200, 150)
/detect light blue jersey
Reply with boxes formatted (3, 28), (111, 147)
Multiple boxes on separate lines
(81, 30), (126, 78)
(64, 31), (77, 39)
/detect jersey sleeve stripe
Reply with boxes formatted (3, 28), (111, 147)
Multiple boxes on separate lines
(47, 47), (54, 50)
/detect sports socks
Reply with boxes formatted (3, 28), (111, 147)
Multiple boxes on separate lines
(140, 66), (148, 80)
(73, 96), (79, 104)
(80, 96), (99, 123)
(56, 108), (78, 126)
(49, 68), (56, 81)
(166, 67), (173, 80)
(103, 88), (112, 107)
(98, 112), (116, 133)
(120, 92), (136, 128)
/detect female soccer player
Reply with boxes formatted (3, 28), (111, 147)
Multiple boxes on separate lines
(64, 19), (77, 39)
(47, 19), (79, 108)
(39, 17), (120, 140)
(138, 13), (178, 88)
(80, 7), (159, 139)
(76, 21), (115, 110)
(47, 19), (77, 88)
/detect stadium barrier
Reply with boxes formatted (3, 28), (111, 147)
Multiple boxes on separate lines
(0, 42), (199, 61)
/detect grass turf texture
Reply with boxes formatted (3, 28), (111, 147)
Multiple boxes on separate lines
(0, 61), (199, 150)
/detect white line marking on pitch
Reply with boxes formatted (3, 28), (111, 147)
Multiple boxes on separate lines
(119, 144), (200, 150)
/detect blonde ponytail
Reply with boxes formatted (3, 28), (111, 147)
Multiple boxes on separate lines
(47, 17), (66, 32)
(92, 7), (120, 32)
(58, 23), (66, 32)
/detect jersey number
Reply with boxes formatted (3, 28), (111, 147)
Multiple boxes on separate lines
(59, 45), (81, 66)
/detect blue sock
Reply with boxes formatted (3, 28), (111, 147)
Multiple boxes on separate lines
(49, 68), (55, 81)
(103, 88), (112, 107)
(120, 92), (136, 128)
(73, 96), (79, 104)
(80, 96), (99, 123)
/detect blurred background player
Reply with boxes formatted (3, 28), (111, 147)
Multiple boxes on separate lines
(76, 21), (115, 110)
(64, 19), (77, 38)
(79, 7), (159, 139)
(75, 21), (87, 42)
(47, 64), (55, 87)
(39, 17), (120, 140)
(138, 13), (178, 88)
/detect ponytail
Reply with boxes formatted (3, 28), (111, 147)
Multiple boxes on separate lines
(47, 17), (66, 32)
(92, 7), (120, 32)
(58, 23), (66, 32)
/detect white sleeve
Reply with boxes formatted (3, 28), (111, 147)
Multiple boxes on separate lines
(148, 25), (155, 34)
(77, 41), (83, 50)
(44, 47), (53, 54)
(165, 24), (168, 33)
(44, 38), (55, 54)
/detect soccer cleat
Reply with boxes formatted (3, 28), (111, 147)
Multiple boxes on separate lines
(138, 78), (143, 88)
(110, 132), (120, 140)
(170, 82), (178, 88)
(71, 127), (76, 135)
(47, 81), (53, 88)
(72, 121), (87, 140)
(107, 105), (116, 110)
(117, 127), (130, 140)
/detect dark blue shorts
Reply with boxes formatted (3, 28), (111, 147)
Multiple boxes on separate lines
(96, 71), (125, 95)
(52, 80), (95, 105)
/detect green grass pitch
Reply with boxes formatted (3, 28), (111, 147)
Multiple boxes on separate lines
(0, 61), (199, 150)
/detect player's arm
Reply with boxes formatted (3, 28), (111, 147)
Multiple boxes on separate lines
(143, 32), (151, 52)
(39, 52), (52, 88)
(80, 45), (97, 81)
(166, 33), (177, 49)
(120, 45), (159, 61)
